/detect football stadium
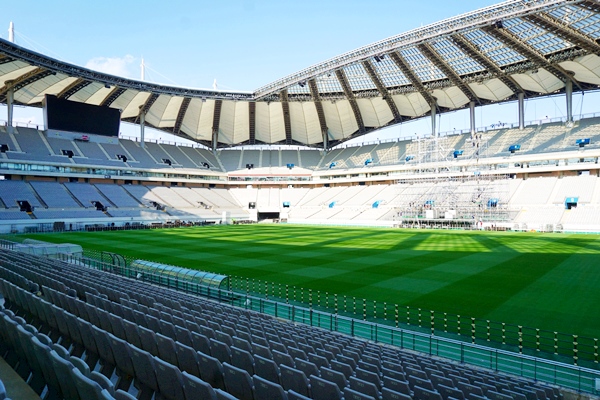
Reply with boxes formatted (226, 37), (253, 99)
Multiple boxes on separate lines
(1, 0), (600, 399)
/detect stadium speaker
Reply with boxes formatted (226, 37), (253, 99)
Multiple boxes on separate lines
(203, 162), (210, 168)
(117, 154), (128, 162)
(62, 149), (74, 158)
(246, 163), (254, 169)
(249, 202), (256, 209)
(162, 158), (172, 166)
(0, 144), (8, 152)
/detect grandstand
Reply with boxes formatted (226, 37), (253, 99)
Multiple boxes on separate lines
(2, 0), (600, 398)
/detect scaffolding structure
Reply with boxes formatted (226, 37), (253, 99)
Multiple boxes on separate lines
(395, 134), (511, 227)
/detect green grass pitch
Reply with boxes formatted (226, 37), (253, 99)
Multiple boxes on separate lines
(24, 225), (600, 340)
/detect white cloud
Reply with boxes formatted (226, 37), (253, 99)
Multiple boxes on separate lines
(85, 55), (137, 79)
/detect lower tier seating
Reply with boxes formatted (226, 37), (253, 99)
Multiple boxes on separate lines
(0, 249), (562, 400)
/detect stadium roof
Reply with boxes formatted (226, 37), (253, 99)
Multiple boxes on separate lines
(1, 0), (600, 149)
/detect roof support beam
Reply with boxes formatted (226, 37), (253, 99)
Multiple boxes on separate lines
(417, 43), (480, 104)
(135, 93), (159, 124)
(450, 33), (523, 95)
(280, 90), (293, 145)
(56, 78), (92, 99)
(481, 25), (580, 87)
(524, 13), (600, 55)
(100, 87), (125, 107)
(389, 51), (437, 106)
(578, 1), (600, 14)
(362, 60), (402, 123)
(335, 69), (365, 132)
(307, 79), (329, 148)
(212, 99), (222, 151)
(173, 97), (191, 135)
(0, 67), (49, 103)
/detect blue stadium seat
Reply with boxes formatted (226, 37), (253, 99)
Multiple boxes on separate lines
(191, 331), (212, 355)
(181, 371), (218, 400)
(252, 374), (288, 400)
(413, 385), (443, 400)
(310, 375), (342, 400)
(349, 376), (380, 400)
(254, 353), (281, 384)
(71, 367), (112, 400)
(280, 364), (310, 397)
(128, 345), (159, 396)
(174, 341), (201, 377)
(381, 387), (412, 400)
(154, 356), (186, 400)
(344, 386), (377, 400)
(155, 332), (179, 366)
(198, 352), (226, 390)
(210, 338), (232, 364)
(294, 358), (319, 379)
(437, 383), (465, 400)
(319, 366), (348, 391)
(223, 362), (254, 400)
(231, 345), (255, 375)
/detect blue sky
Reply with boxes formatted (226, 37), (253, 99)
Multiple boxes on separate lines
(1, 1), (598, 145)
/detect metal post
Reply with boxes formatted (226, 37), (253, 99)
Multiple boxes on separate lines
(573, 335), (578, 365)
(469, 101), (476, 135)
(565, 78), (573, 124)
(6, 86), (14, 133)
(471, 318), (476, 344)
(430, 311), (435, 335)
(334, 294), (338, 314)
(444, 313), (447, 332)
(518, 326), (523, 354)
(139, 109), (146, 148)
(518, 92), (525, 130)
(431, 101), (437, 138)
(395, 304), (399, 328)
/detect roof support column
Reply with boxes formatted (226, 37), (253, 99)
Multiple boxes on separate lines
(469, 101), (476, 136)
(139, 108), (146, 148)
(431, 101), (437, 138)
(6, 85), (13, 133)
(518, 92), (525, 130)
(565, 78), (573, 125)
